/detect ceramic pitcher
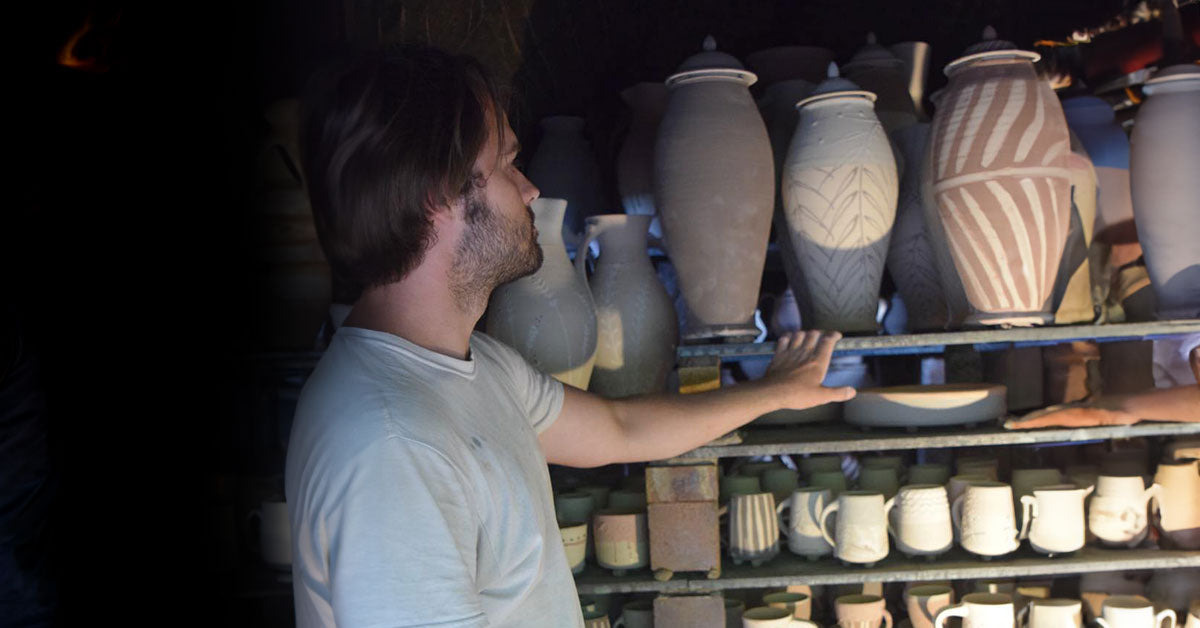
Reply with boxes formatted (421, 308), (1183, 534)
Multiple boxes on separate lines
(576, 214), (677, 398)
(821, 491), (896, 565)
(1017, 598), (1082, 628)
(1011, 468), (1063, 528)
(889, 484), (953, 558)
(1129, 64), (1200, 319)
(1153, 460), (1200, 550)
(1096, 596), (1176, 628)
(486, 198), (597, 389)
(835, 594), (894, 628)
(927, 27), (1071, 326)
(594, 509), (648, 576)
(781, 62), (898, 333)
(656, 35), (774, 339)
(952, 481), (1021, 557)
(778, 487), (834, 560)
(526, 116), (607, 250)
(1019, 484), (1093, 555)
(936, 593), (1016, 628)
(728, 492), (781, 566)
(888, 123), (952, 331)
(1089, 475), (1161, 547)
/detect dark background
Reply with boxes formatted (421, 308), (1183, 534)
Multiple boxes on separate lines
(4, 1), (1195, 625)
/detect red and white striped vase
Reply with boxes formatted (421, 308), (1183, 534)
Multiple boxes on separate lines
(927, 28), (1072, 327)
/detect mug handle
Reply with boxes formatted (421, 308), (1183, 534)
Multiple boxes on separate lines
(1019, 495), (1037, 541)
(1096, 619), (1112, 628)
(883, 495), (898, 540)
(934, 603), (968, 628)
(1143, 483), (1163, 510)
(1016, 602), (1030, 628)
(1157, 609), (1177, 628)
(882, 609), (894, 628)
(777, 498), (792, 540)
(950, 495), (965, 534)
(612, 618), (624, 628)
(819, 501), (839, 549)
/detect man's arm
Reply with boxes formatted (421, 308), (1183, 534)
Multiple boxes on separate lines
(538, 331), (856, 467)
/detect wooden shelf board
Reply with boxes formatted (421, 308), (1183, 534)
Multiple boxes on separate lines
(682, 421), (1200, 458)
(575, 547), (1200, 595)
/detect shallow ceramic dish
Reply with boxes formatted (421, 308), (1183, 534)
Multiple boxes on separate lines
(844, 383), (1006, 429)
(754, 402), (842, 426)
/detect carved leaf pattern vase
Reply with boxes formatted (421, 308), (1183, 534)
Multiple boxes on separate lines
(782, 64), (899, 333)
(927, 29), (1072, 326)
(486, 198), (598, 389)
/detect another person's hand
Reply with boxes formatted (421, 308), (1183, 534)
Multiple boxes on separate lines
(1003, 402), (1139, 429)
(763, 330), (857, 409)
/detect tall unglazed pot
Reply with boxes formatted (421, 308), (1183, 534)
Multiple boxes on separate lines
(487, 198), (598, 389)
(1129, 64), (1200, 319)
(888, 123), (951, 331)
(781, 63), (898, 332)
(927, 28), (1072, 326)
(656, 36), (775, 338)
(577, 214), (678, 398)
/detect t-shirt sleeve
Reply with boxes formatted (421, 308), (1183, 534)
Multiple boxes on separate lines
(477, 334), (565, 434)
(325, 435), (489, 627)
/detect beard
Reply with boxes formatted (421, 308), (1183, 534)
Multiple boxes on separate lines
(448, 190), (542, 311)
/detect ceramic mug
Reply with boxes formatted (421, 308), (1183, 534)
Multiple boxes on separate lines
(764, 592), (811, 620)
(859, 467), (901, 499)
(809, 470), (849, 497)
(947, 475), (990, 505)
(956, 457), (1001, 481)
(952, 482), (1021, 557)
(764, 468), (802, 503)
(744, 606), (821, 627)
(578, 485), (612, 509)
(905, 585), (955, 628)
(247, 499), (292, 569)
(821, 491), (896, 565)
(909, 464), (951, 486)
(1096, 595), (1176, 628)
(1184, 603), (1199, 628)
(729, 492), (781, 566)
(889, 484), (953, 558)
(935, 593), (1016, 628)
(723, 475), (765, 502)
(1019, 484), (1093, 555)
(727, 597), (747, 628)
(802, 455), (844, 476)
(593, 508), (649, 575)
(613, 599), (653, 628)
(862, 455), (906, 473)
(778, 488), (835, 560)
(1017, 598), (1082, 628)
(560, 520), (588, 574)
(1089, 476), (1161, 547)
(584, 608), (613, 628)
(609, 490), (648, 511)
(835, 594), (894, 628)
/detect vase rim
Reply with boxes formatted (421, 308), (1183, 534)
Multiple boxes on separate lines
(944, 49), (1040, 76)
(666, 68), (757, 88)
(795, 89), (877, 108)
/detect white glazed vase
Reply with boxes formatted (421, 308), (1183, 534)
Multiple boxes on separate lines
(782, 83), (898, 332)
(1129, 64), (1200, 319)
(577, 214), (678, 398)
(486, 198), (598, 389)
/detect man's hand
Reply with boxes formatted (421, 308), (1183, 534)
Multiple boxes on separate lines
(1003, 402), (1139, 429)
(761, 330), (857, 409)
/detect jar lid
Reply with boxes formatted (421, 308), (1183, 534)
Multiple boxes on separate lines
(796, 62), (877, 108)
(1143, 63), (1200, 94)
(945, 26), (1039, 75)
(842, 32), (904, 71)
(666, 35), (757, 87)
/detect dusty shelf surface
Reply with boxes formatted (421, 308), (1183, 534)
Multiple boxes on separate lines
(574, 547), (1200, 595)
(678, 319), (1200, 360)
(682, 421), (1200, 458)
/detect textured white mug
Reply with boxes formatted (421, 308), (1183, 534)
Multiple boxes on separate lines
(821, 491), (896, 565)
(935, 593), (1015, 628)
(952, 482), (1021, 557)
(889, 484), (952, 557)
(778, 488), (834, 560)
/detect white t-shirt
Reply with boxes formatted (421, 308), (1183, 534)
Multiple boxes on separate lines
(284, 327), (583, 627)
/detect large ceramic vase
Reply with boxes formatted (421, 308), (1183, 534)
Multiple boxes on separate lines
(526, 116), (607, 252)
(781, 64), (898, 333)
(927, 28), (1072, 327)
(889, 41), (932, 120)
(888, 123), (951, 331)
(1062, 96), (1136, 243)
(842, 33), (919, 135)
(486, 198), (597, 389)
(1052, 140), (1098, 324)
(1129, 64), (1200, 320)
(617, 82), (668, 238)
(576, 214), (678, 398)
(1153, 460), (1200, 550)
(656, 36), (775, 338)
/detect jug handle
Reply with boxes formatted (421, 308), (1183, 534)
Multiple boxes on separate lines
(819, 501), (839, 549)
(1143, 483), (1162, 509)
(1157, 609), (1177, 628)
(1019, 495), (1036, 541)
(934, 603), (968, 628)
(574, 219), (603, 284)
(777, 498), (792, 540)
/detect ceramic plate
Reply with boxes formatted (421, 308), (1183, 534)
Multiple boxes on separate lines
(844, 383), (1006, 428)
(753, 402), (842, 426)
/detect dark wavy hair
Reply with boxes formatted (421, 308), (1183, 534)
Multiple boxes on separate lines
(298, 44), (504, 290)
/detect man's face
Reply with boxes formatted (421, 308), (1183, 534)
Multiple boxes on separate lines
(447, 113), (541, 307)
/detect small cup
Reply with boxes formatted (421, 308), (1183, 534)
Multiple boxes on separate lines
(613, 598), (653, 628)
(722, 475), (764, 502)
(584, 608), (612, 628)
(908, 464), (951, 486)
(763, 468), (801, 503)
(1018, 598), (1082, 628)
(577, 485), (613, 510)
(835, 594), (894, 628)
(593, 508), (648, 575)
(608, 490), (648, 511)
(905, 585), (954, 628)
(934, 593), (1015, 628)
(808, 470), (848, 497)
(560, 520), (588, 575)
(801, 455), (843, 476)
(858, 467), (901, 499)
(745, 606), (820, 627)
(764, 592), (811, 620)
(1096, 595), (1176, 628)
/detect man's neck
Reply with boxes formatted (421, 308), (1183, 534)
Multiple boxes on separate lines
(342, 266), (484, 360)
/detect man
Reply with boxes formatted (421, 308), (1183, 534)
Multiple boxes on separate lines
(285, 45), (856, 627)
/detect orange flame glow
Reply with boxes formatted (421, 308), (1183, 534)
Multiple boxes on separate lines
(57, 12), (116, 73)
